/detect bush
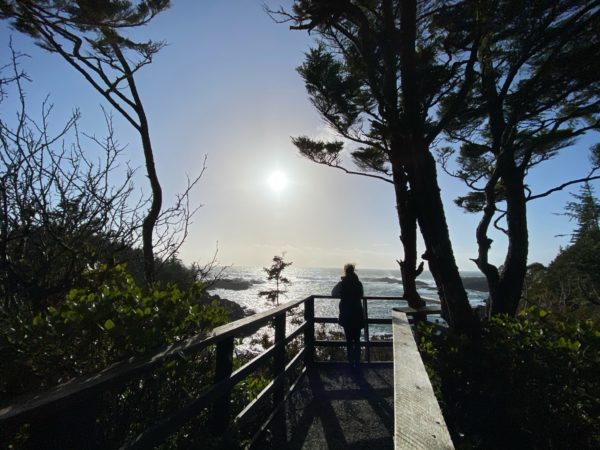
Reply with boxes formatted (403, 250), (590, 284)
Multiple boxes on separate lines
(1, 264), (229, 398)
(523, 231), (600, 322)
(418, 308), (600, 449)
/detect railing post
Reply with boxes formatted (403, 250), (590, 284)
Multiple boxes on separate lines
(273, 313), (286, 406)
(210, 336), (234, 435)
(363, 297), (371, 363)
(270, 313), (288, 446)
(304, 296), (315, 367)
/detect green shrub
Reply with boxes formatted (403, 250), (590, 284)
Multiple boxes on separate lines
(1, 264), (229, 398)
(418, 308), (600, 449)
(1, 265), (233, 449)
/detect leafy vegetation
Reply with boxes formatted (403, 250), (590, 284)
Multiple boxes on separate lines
(1, 264), (229, 398)
(522, 184), (600, 321)
(418, 308), (600, 450)
(523, 232), (600, 323)
(419, 185), (600, 449)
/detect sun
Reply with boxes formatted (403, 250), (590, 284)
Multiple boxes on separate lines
(267, 171), (288, 192)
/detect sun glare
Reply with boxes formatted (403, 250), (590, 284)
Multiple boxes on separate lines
(267, 171), (288, 192)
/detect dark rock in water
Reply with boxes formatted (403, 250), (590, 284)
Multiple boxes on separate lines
(415, 280), (431, 288)
(365, 277), (402, 284)
(197, 294), (246, 321)
(461, 277), (488, 292)
(210, 278), (253, 291)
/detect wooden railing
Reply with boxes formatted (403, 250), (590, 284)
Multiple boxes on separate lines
(0, 295), (442, 449)
(392, 309), (454, 449)
(312, 295), (442, 362)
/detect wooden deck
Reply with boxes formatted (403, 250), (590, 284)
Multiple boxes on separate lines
(259, 363), (395, 449)
(258, 310), (453, 450)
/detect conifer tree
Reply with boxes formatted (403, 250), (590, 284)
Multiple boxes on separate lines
(274, 0), (478, 331)
(439, 0), (600, 316)
(259, 254), (292, 306)
(565, 182), (600, 243)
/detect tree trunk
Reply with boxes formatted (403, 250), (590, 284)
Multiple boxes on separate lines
(406, 140), (475, 332)
(471, 167), (501, 318)
(114, 45), (162, 285)
(140, 123), (161, 285)
(492, 167), (528, 316)
(391, 161), (424, 307)
(396, 0), (474, 332)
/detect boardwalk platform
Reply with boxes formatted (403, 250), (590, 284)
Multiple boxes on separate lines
(260, 363), (395, 449)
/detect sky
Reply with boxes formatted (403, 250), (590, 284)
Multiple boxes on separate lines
(1, 1), (598, 271)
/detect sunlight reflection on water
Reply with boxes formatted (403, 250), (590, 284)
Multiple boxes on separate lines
(208, 266), (487, 352)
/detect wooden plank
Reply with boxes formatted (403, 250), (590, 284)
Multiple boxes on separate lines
(124, 340), (300, 449)
(272, 315), (286, 407)
(244, 365), (307, 450)
(304, 296), (315, 366)
(210, 337), (234, 434)
(314, 306), (440, 326)
(392, 311), (454, 450)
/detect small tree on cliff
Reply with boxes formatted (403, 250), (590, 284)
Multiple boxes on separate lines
(259, 254), (292, 306)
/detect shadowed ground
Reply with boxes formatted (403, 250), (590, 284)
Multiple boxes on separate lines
(260, 363), (394, 449)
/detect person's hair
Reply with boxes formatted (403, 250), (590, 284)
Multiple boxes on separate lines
(344, 263), (356, 276)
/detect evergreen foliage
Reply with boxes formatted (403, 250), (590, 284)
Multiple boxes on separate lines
(258, 254), (292, 306)
(0, 264), (232, 448)
(523, 185), (600, 320)
(438, 0), (600, 317)
(1, 0), (173, 283)
(1, 264), (228, 398)
(279, 0), (479, 328)
(564, 182), (600, 243)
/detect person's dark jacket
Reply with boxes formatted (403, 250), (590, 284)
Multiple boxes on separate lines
(333, 273), (365, 330)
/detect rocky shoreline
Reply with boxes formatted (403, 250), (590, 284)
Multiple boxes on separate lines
(197, 293), (247, 322)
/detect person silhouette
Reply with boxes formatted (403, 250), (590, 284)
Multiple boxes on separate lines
(332, 263), (365, 369)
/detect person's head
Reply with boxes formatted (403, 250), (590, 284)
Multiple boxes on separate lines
(344, 263), (356, 277)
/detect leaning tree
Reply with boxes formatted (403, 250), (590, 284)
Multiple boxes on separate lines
(1, 0), (170, 283)
(275, 0), (481, 331)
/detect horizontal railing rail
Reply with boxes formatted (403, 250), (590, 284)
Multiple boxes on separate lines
(311, 295), (442, 362)
(0, 294), (443, 448)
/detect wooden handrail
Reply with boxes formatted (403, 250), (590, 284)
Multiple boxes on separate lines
(392, 310), (454, 449)
(1, 294), (443, 449)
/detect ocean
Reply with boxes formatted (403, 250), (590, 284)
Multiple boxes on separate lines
(207, 266), (487, 340)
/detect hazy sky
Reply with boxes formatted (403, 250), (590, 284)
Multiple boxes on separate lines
(1, 1), (598, 270)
